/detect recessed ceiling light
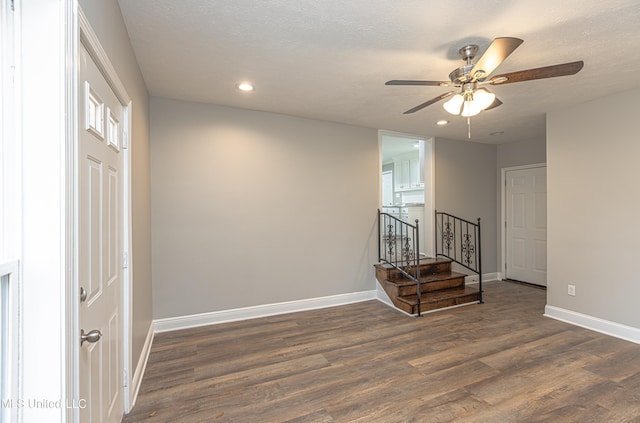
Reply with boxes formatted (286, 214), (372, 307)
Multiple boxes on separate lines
(237, 82), (254, 92)
(436, 120), (449, 126)
(490, 131), (504, 136)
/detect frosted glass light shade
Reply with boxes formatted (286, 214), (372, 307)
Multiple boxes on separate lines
(473, 88), (496, 110)
(444, 89), (496, 117)
(443, 94), (464, 115)
(461, 99), (482, 117)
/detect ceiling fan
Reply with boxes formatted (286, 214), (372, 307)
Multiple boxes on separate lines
(386, 37), (584, 118)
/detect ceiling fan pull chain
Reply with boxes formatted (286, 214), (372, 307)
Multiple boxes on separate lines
(467, 116), (471, 139)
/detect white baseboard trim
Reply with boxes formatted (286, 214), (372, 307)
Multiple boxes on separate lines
(465, 272), (500, 285)
(129, 321), (154, 409)
(154, 290), (378, 333)
(545, 305), (640, 345)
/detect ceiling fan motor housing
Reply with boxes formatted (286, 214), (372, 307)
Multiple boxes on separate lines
(463, 82), (477, 93)
(459, 44), (478, 62)
(449, 64), (474, 84)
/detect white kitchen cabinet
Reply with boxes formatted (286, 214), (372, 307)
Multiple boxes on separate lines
(409, 157), (423, 188)
(394, 159), (410, 191)
(394, 153), (423, 191)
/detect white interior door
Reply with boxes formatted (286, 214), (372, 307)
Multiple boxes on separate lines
(78, 42), (124, 423)
(506, 166), (547, 286)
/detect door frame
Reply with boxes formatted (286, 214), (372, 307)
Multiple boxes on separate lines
(378, 130), (435, 258)
(500, 163), (546, 280)
(71, 7), (134, 417)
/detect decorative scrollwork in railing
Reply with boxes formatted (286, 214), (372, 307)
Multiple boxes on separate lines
(386, 224), (396, 256)
(442, 221), (454, 256)
(402, 236), (415, 271)
(378, 209), (422, 315)
(384, 222), (416, 275)
(435, 210), (483, 303)
(462, 233), (475, 267)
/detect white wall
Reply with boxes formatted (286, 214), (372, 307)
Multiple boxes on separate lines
(434, 138), (498, 274)
(150, 97), (379, 319)
(496, 137), (546, 276)
(547, 88), (640, 329)
(79, 0), (153, 364)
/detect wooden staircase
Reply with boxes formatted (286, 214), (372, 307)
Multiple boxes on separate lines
(375, 257), (481, 315)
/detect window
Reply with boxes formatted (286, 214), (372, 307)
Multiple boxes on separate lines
(0, 261), (19, 423)
(1, 1), (19, 421)
(1, 0), (18, 263)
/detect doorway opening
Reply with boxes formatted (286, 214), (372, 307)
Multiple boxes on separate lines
(379, 131), (434, 257)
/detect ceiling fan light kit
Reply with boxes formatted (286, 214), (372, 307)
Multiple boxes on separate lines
(386, 37), (584, 137)
(443, 84), (496, 117)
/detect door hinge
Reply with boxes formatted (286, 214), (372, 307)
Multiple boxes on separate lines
(123, 369), (128, 387)
(122, 251), (129, 269)
(10, 0), (15, 11)
(122, 131), (128, 149)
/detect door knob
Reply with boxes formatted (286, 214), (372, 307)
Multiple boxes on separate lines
(80, 287), (87, 303)
(81, 329), (102, 346)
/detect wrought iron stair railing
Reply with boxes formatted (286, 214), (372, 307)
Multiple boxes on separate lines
(434, 210), (483, 303)
(377, 209), (422, 316)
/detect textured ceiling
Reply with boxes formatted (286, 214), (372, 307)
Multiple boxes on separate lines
(118, 0), (640, 143)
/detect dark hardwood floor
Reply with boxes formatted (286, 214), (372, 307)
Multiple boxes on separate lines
(123, 281), (640, 422)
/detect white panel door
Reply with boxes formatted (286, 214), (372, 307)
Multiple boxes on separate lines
(78, 42), (124, 423)
(506, 166), (547, 286)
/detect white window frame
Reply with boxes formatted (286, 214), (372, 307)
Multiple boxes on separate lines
(1, 0), (19, 261)
(0, 261), (19, 423)
(1, 1), (21, 422)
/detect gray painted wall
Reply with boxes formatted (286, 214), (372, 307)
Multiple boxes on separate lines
(547, 88), (640, 329)
(79, 0), (153, 364)
(434, 138), (498, 274)
(150, 97), (379, 319)
(496, 137), (546, 276)
(497, 137), (546, 169)
(76, 3), (527, 323)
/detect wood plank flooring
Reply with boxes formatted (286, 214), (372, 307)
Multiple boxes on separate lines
(122, 281), (640, 422)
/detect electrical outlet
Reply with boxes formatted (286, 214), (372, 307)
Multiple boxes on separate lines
(567, 284), (576, 296)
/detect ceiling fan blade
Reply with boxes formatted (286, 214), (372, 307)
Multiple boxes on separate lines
(484, 97), (503, 111)
(386, 80), (452, 87)
(403, 91), (456, 114)
(470, 37), (524, 80)
(488, 61), (584, 85)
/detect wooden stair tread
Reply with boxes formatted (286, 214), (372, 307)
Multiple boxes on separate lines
(396, 286), (480, 306)
(375, 257), (451, 270)
(375, 256), (481, 315)
(385, 271), (467, 287)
